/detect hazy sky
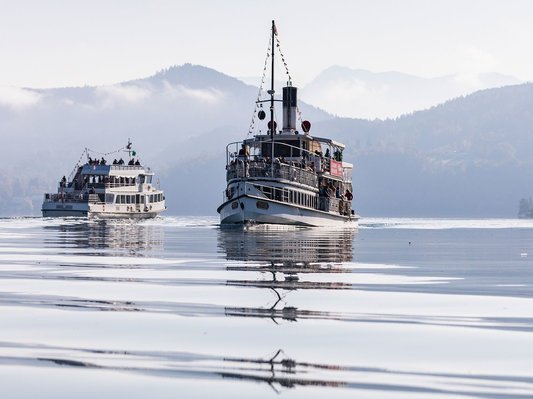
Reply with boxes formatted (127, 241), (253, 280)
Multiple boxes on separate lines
(1, 0), (533, 88)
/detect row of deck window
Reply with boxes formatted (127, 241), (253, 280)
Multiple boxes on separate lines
(257, 186), (318, 209)
(107, 193), (164, 204)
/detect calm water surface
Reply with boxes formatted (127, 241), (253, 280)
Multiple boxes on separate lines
(0, 216), (532, 398)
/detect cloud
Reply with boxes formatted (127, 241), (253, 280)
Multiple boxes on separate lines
(0, 86), (42, 109)
(162, 81), (225, 104)
(96, 84), (151, 107)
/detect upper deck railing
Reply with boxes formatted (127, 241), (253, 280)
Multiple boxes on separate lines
(81, 164), (152, 175)
(226, 161), (318, 187)
(226, 139), (350, 183)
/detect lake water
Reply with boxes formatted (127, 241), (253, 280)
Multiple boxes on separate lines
(1, 216), (533, 398)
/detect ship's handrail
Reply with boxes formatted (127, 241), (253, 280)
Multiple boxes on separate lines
(226, 139), (348, 180)
(221, 181), (352, 216)
(43, 192), (100, 203)
(226, 140), (320, 164)
(104, 182), (137, 189)
(226, 160), (318, 187)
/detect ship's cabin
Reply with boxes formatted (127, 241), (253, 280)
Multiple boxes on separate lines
(63, 164), (155, 192)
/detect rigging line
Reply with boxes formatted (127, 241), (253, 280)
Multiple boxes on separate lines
(276, 27), (302, 123)
(274, 35), (292, 85)
(248, 33), (272, 136)
(86, 145), (128, 157)
(274, 30), (305, 125)
(67, 149), (88, 181)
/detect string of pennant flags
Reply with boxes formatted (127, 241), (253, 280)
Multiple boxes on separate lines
(248, 23), (305, 135)
(85, 144), (130, 158)
(248, 35), (272, 135)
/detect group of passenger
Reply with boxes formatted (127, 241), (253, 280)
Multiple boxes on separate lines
(111, 158), (141, 166)
(317, 181), (354, 215)
(319, 181), (353, 201)
(87, 157), (107, 166)
(87, 156), (141, 166)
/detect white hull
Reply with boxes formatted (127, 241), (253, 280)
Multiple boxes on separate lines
(42, 201), (163, 219)
(219, 195), (358, 227)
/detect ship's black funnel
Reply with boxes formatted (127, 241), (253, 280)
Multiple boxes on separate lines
(282, 86), (297, 133)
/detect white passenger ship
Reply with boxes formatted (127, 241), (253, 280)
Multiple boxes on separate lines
(217, 21), (359, 227)
(42, 142), (166, 218)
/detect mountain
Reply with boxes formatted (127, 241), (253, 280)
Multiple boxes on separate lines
(299, 66), (522, 119)
(1, 64), (533, 218)
(315, 83), (533, 217)
(0, 64), (330, 216)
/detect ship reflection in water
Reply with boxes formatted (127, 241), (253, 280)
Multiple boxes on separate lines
(42, 219), (164, 254)
(218, 226), (356, 323)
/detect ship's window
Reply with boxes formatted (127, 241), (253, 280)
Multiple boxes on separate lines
(231, 201), (238, 209)
(105, 194), (114, 203)
(126, 196), (131, 204)
(140, 196), (145, 204)
(261, 186), (272, 199)
(146, 176), (152, 184)
(139, 175), (145, 184)
(283, 189), (289, 202)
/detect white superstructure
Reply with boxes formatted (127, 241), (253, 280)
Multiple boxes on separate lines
(42, 143), (166, 218)
(217, 21), (359, 227)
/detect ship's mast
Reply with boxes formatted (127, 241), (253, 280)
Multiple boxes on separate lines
(269, 20), (275, 140)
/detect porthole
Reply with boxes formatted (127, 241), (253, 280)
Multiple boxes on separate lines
(256, 201), (269, 210)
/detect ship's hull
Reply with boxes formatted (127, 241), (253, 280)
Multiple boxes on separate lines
(218, 195), (358, 227)
(42, 201), (163, 219)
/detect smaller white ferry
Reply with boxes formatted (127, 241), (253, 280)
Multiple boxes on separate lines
(42, 141), (166, 218)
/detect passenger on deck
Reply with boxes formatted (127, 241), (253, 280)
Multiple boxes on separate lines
(113, 159), (118, 165)
(118, 158), (124, 165)
(344, 189), (353, 201)
(128, 158), (134, 166)
(326, 183), (334, 198)
(238, 144), (250, 160)
(135, 159), (141, 166)
(100, 157), (106, 165)
(325, 148), (330, 158)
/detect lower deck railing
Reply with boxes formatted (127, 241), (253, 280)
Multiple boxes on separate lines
(222, 181), (352, 216)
